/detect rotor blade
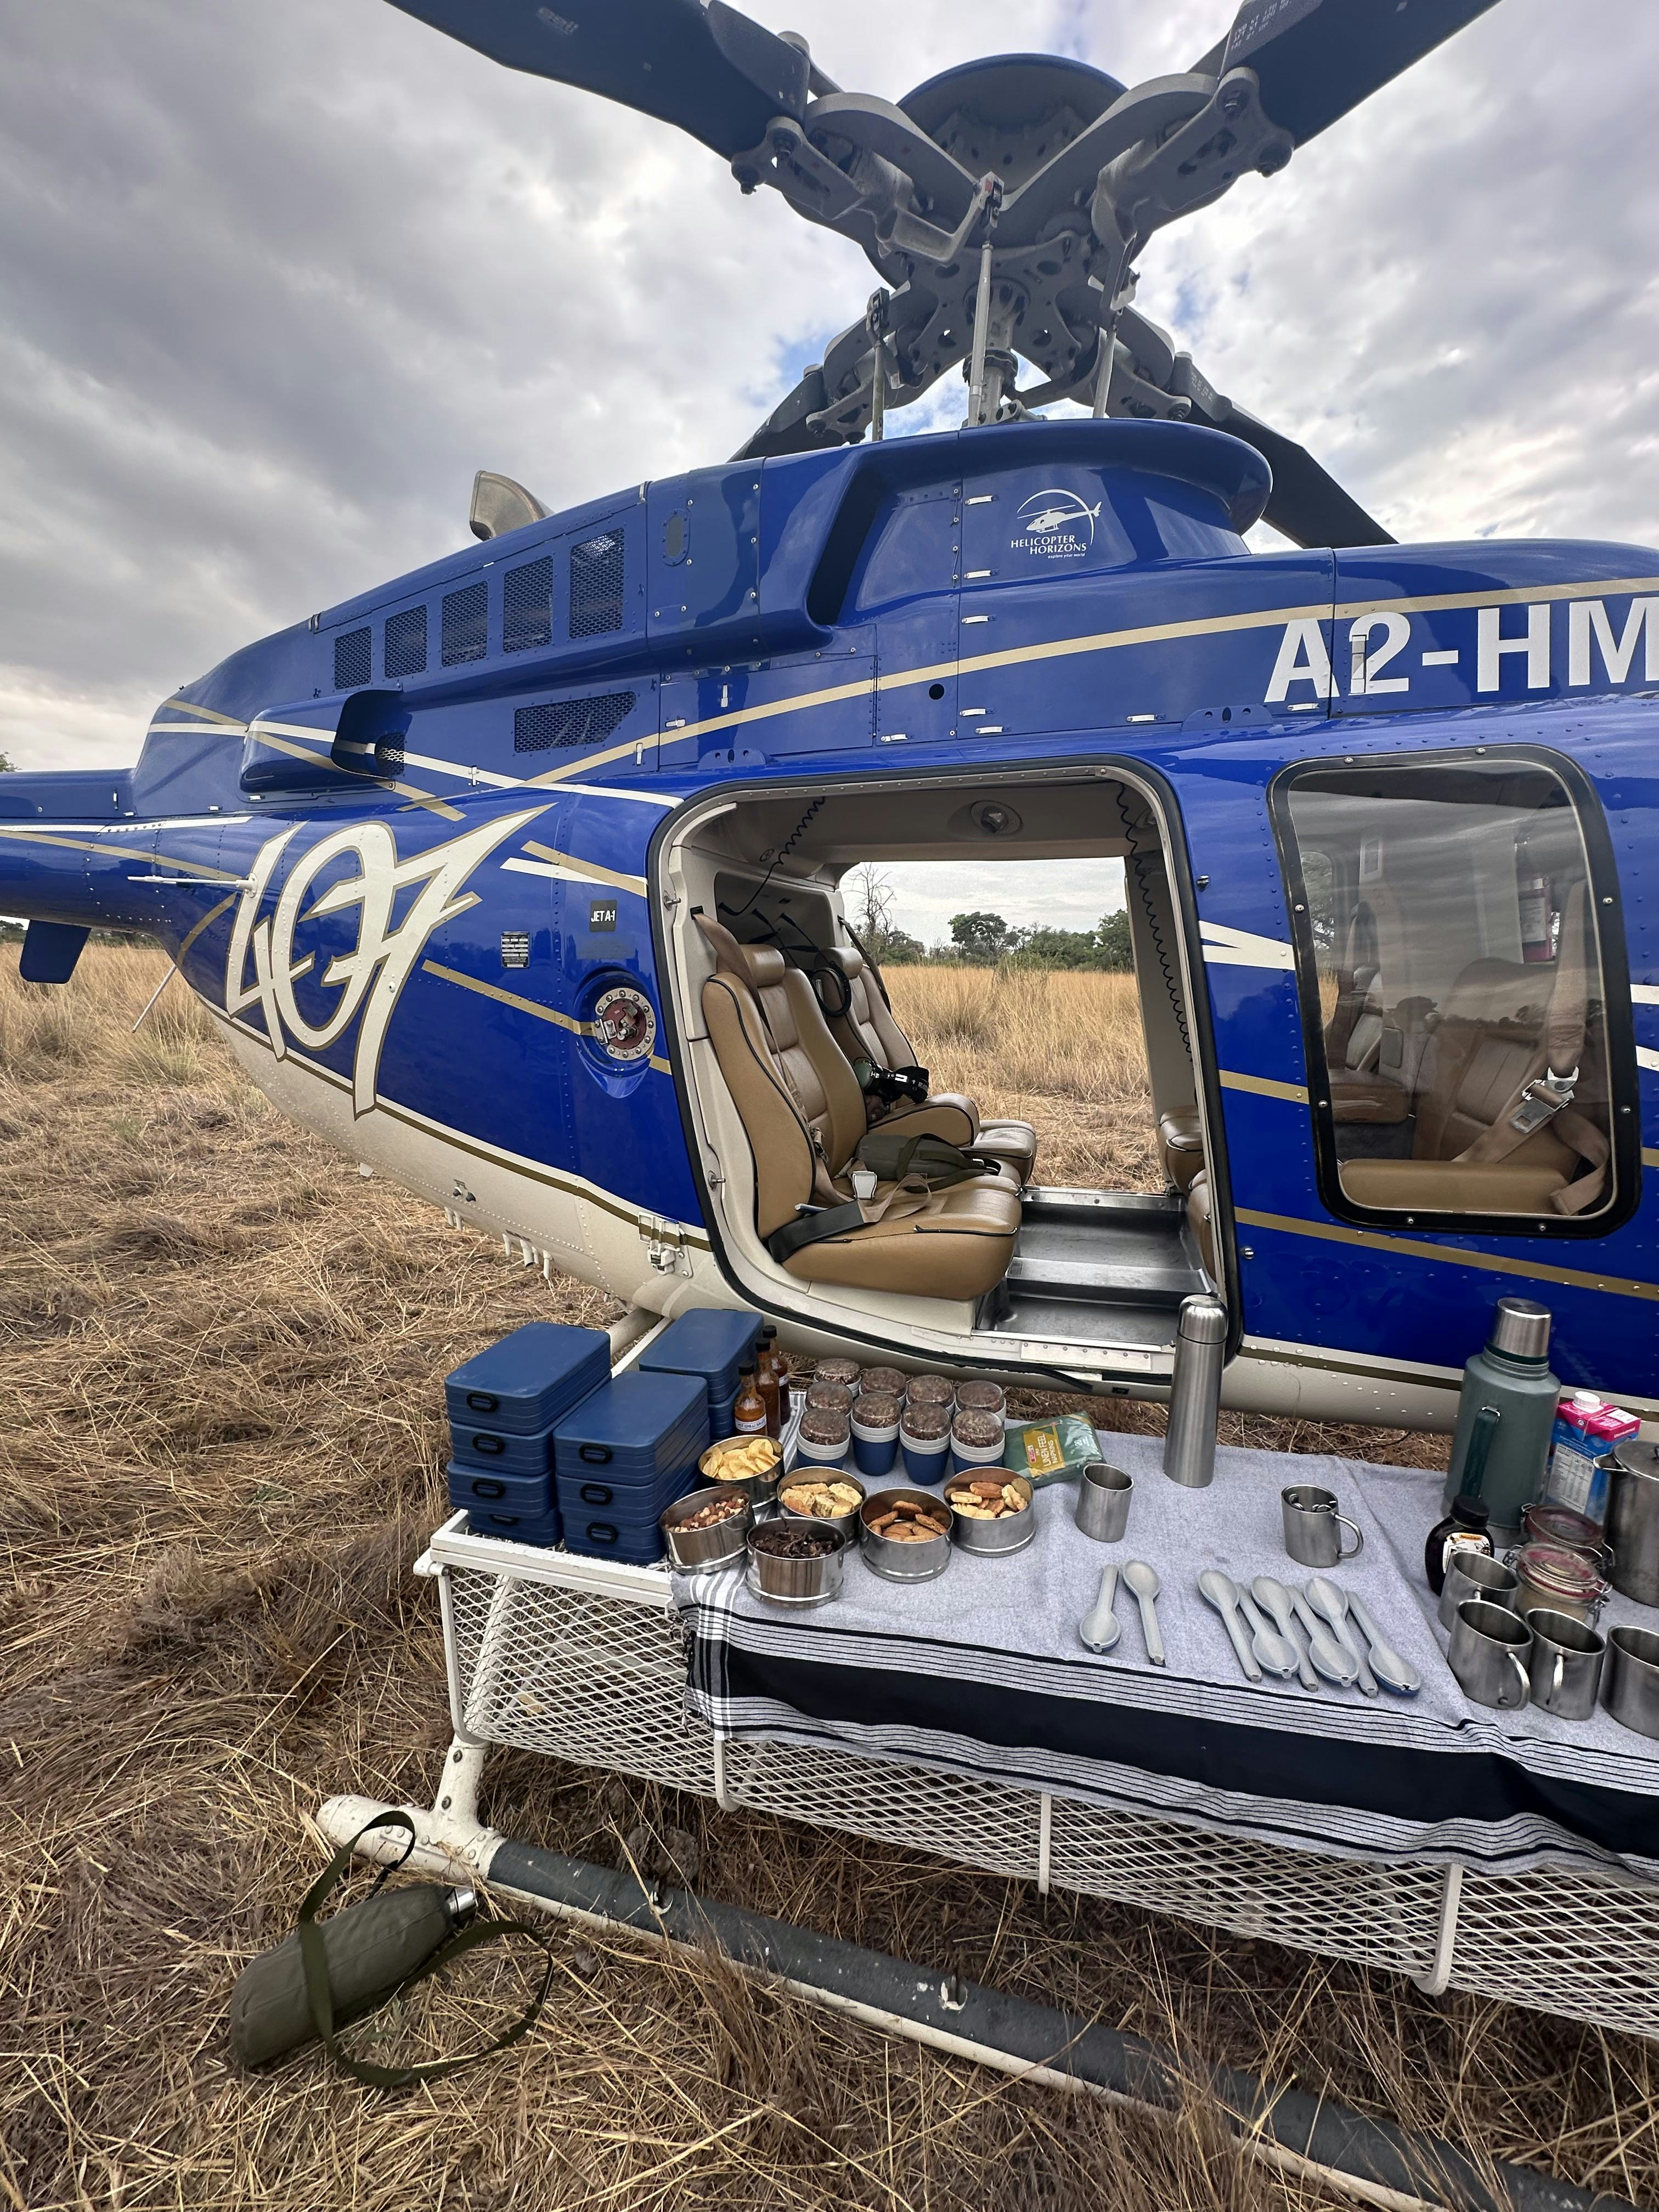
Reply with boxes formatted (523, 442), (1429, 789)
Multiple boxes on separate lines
(384, 0), (808, 158)
(1191, 0), (1501, 145)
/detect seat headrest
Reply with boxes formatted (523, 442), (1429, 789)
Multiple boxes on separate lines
(830, 945), (864, 978)
(742, 944), (787, 988)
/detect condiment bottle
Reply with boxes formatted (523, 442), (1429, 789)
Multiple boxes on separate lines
(755, 1353), (781, 1440)
(1441, 1298), (1559, 1548)
(763, 1327), (791, 1424)
(1427, 1400), (1498, 1593)
(733, 1369), (767, 1436)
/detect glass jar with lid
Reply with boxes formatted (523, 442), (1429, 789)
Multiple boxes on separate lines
(1513, 1541), (1609, 1626)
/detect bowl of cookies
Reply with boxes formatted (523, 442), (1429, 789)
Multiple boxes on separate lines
(943, 1471), (1035, 1556)
(859, 1488), (953, 1582)
(777, 1470), (866, 1539)
(697, 1432), (782, 1506)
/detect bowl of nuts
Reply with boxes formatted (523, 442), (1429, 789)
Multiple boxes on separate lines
(943, 1472), (1035, 1556)
(859, 1489), (953, 1582)
(661, 1485), (752, 1571)
(778, 1471), (866, 1539)
(697, 1433), (782, 1505)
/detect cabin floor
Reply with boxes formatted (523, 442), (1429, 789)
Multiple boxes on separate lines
(975, 1187), (1209, 1350)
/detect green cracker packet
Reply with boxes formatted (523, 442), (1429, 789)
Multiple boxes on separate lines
(1002, 1414), (1101, 1486)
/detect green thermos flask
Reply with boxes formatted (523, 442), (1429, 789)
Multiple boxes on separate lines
(1441, 1297), (1559, 1548)
(230, 1880), (476, 2068)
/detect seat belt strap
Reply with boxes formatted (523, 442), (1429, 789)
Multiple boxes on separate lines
(1457, 884), (1595, 1167)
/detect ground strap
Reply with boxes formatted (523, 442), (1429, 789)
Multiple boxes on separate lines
(297, 1810), (554, 2089)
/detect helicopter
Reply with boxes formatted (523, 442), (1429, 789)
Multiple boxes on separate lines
(3, 0), (1657, 1436)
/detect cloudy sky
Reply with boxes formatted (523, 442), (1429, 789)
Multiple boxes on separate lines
(3, 0), (1656, 934)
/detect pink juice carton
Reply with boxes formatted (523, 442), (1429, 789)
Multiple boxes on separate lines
(1545, 1392), (1637, 1522)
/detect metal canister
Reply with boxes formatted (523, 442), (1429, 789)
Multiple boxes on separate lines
(1163, 1295), (1226, 1489)
(1606, 1441), (1659, 1607)
(1511, 1541), (1607, 1626)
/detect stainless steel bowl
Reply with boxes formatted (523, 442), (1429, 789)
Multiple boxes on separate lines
(660, 1485), (752, 1571)
(777, 1469), (866, 1542)
(697, 1436), (782, 1507)
(944, 1471), (1035, 1556)
(859, 1487), (953, 1582)
(746, 1525), (846, 1605)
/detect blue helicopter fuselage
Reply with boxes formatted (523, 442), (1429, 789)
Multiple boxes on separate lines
(4, 417), (1656, 1425)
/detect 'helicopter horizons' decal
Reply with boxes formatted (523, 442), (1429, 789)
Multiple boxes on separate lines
(224, 808), (545, 1114)
(1010, 489), (1102, 561)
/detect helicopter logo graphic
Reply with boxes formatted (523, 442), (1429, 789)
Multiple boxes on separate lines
(1009, 488), (1103, 561)
(223, 808), (545, 1114)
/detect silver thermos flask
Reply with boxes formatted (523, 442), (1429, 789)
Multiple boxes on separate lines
(1163, 1295), (1227, 1488)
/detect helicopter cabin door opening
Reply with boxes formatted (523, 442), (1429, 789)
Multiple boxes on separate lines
(656, 766), (1221, 1376)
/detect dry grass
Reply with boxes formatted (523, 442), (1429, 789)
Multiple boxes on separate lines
(1, 946), (1653, 2210)
(884, 966), (1161, 1190)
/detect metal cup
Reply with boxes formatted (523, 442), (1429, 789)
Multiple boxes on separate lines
(1075, 1462), (1132, 1543)
(1602, 1624), (1659, 1740)
(1448, 1598), (1532, 1711)
(1280, 1484), (1363, 1570)
(1437, 1548), (1519, 1632)
(1607, 1443), (1659, 1608)
(1525, 1607), (1606, 1722)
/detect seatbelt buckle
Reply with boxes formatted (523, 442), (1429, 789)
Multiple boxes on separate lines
(1511, 1066), (1578, 1135)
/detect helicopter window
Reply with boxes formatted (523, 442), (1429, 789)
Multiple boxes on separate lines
(383, 605), (427, 680)
(503, 556), (555, 652)
(570, 532), (625, 637)
(332, 625), (371, 691)
(1276, 753), (1634, 1235)
(441, 582), (489, 666)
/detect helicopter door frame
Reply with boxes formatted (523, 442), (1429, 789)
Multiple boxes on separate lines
(647, 753), (1242, 1381)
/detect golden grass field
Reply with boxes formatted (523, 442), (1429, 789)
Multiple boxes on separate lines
(2, 946), (1655, 2210)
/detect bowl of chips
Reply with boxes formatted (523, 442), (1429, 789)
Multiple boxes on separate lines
(697, 1432), (783, 1506)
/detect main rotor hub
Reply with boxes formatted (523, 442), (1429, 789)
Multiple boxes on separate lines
(899, 54), (1128, 188)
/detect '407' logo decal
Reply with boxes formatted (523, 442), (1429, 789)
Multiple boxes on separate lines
(224, 808), (545, 1114)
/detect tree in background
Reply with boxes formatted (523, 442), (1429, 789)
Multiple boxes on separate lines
(1096, 909), (1133, 970)
(844, 862), (925, 964)
(948, 911), (1012, 962)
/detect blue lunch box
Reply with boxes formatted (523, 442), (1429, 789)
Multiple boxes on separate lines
(447, 1461), (554, 1519)
(444, 1323), (611, 1437)
(464, 1500), (564, 1548)
(448, 1417), (557, 1475)
(558, 1465), (702, 1564)
(708, 1387), (738, 1442)
(554, 1370), (709, 1563)
(637, 1308), (764, 1424)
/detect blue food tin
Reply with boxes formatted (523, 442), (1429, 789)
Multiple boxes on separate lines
(447, 1418), (556, 1476)
(444, 1323), (611, 1437)
(447, 1462), (553, 1519)
(708, 1388), (738, 1442)
(559, 1492), (697, 1566)
(637, 1308), (765, 1423)
(466, 1504), (564, 1547)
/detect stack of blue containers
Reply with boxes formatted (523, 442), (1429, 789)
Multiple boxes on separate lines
(554, 1370), (709, 1564)
(638, 1307), (765, 1440)
(445, 1323), (611, 1546)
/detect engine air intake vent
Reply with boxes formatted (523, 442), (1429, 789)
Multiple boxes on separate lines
(334, 626), (371, 690)
(514, 691), (636, 754)
(384, 605), (427, 679)
(442, 582), (489, 666)
(503, 556), (554, 653)
(569, 531), (625, 637)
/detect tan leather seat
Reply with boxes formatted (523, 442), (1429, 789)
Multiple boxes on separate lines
(1186, 1170), (1215, 1279)
(1158, 1105), (1204, 1191)
(820, 946), (1039, 1182)
(698, 924), (1022, 1299)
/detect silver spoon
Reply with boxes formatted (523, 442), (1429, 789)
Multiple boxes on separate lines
(1235, 1585), (1300, 1680)
(1079, 1565), (1122, 1653)
(1289, 1589), (1358, 1686)
(1307, 1576), (1377, 1696)
(1250, 1576), (1318, 1692)
(1198, 1569), (1261, 1682)
(1346, 1592), (1422, 1696)
(1122, 1560), (1165, 1666)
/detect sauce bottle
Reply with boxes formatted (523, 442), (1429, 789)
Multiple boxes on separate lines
(755, 1354), (781, 1439)
(762, 1327), (791, 1425)
(1426, 1404), (1499, 1593)
(733, 1369), (767, 1436)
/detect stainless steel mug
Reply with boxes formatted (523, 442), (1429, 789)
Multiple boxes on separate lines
(1075, 1462), (1132, 1543)
(1437, 1548), (1520, 1632)
(1280, 1484), (1364, 1570)
(1607, 1441), (1659, 1608)
(1449, 1598), (1532, 1711)
(1525, 1607), (1605, 1722)
(1163, 1296), (1226, 1489)
(1602, 1624), (1659, 1740)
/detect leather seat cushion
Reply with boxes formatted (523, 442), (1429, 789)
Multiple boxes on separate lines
(1339, 1160), (1572, 1214)
(977, 1119), (1039, 1179)
(1159, 1106), (1204, 1192)
(783, 1167), (1022, 1297)
(1329, 1070), (1410, 1124)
